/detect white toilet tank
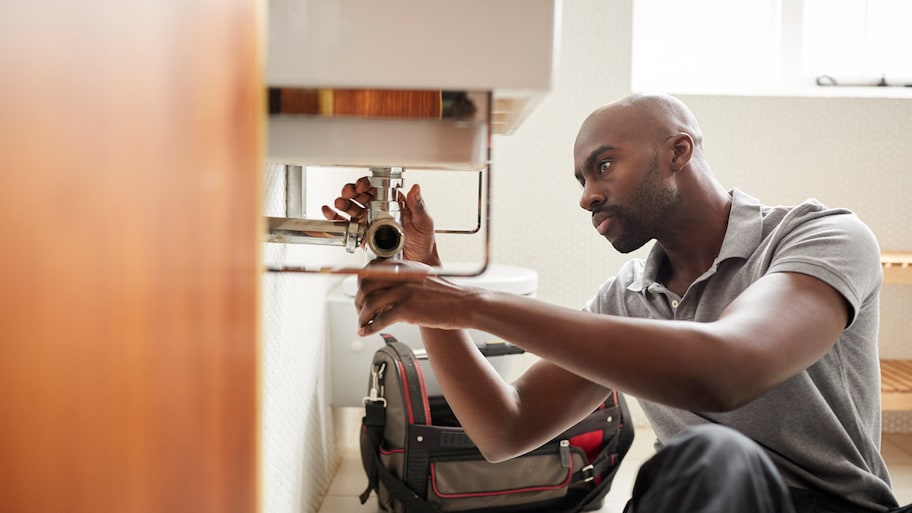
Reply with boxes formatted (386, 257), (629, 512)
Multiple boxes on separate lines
(327, 264), (539, 407)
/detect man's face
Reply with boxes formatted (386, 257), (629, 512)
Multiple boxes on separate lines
(574, 110), (679, 253)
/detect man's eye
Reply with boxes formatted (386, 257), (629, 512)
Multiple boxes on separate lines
(598, 161), (612, 174)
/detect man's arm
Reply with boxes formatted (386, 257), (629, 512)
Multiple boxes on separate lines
(417, 327), (613, 462)
(358, 268), (848, 427)
(465, 270), (848, 412)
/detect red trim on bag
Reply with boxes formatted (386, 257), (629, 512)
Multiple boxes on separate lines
(429, 461), (573, 498)
(412, 355), (432, 424)
(380, 446), (405, 455)
(397, 361), (416, 425)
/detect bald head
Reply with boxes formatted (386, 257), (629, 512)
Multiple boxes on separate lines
(576, 93), (703, 154)
(573, 93), (729, 254)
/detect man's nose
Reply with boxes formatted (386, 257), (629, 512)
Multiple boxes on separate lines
(579, 183), (605, 211)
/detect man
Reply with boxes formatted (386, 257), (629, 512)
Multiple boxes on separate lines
(324, 93), (900, 512)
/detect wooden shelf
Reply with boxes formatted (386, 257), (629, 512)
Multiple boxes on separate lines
(880, 254), (912, 411)
(882, 252), (912, 284)
(882, 360), (912, 411)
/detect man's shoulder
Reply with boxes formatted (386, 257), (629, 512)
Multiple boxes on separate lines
(759, 197), (870, 239)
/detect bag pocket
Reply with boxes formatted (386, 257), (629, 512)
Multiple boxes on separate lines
(427, 446), (587, 512)
(378, 447), (405, 513)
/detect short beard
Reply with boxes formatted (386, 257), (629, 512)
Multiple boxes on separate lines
(609, 156), (679, 254)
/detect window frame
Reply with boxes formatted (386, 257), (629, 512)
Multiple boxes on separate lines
(630, 0), (912, 98)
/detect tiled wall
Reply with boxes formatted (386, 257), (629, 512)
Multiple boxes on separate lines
(262, 164), (365, 513)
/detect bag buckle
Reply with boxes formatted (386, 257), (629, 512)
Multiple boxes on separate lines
(582, 464), (595, 483)
(363, 362), (388, 407)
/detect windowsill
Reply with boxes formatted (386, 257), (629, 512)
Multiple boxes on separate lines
(656, 86), (912, 100)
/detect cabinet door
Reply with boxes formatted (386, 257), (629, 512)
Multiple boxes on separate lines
(0, 2), (261, 513)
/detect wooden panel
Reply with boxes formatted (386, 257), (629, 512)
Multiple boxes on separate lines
(880, 255), (912, 411)
(882, 252), (912, 284)
(276, 88), (443, 118)
(333, 89), (442, 117)
(882, 392), (912, 412)
(881, 360), (912, 412)
(0, 2), (261, 513)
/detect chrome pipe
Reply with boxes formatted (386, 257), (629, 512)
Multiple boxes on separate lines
(285, 165), (304, 218)
(265, 217), (362, 253)
(366, 167), (406, 258)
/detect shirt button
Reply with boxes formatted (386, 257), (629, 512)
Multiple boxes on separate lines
(671, 300), (679, 310)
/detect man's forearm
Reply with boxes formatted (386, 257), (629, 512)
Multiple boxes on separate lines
(465, 289), (739, 411)
(418, 326), (524, 460)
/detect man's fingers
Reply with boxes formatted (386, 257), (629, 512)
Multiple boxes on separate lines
(334, 180), (375, 221)
(340, 183), (357, 198)
(406, 184), (426, 214)
(355, 176), (373, 194)
(334, 197), (367, 220)
(356, 295), (394, 334)
(338, 178), (371, 198)
(321, 205), (346, 221)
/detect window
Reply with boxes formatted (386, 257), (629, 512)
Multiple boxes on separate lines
(631, 0), (912, 95)
(803, 0), (912, 85)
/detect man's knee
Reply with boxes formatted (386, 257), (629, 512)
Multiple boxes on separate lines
(630, 424), (794, 513)
(664, 423), (766, 467)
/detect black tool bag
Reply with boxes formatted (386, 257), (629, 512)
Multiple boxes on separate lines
(360, 334), (635, 513)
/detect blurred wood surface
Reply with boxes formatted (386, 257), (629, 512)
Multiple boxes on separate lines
(332, 89), (441, 117)
(276, 88), (442, 117)
(0, 2), (262, 513)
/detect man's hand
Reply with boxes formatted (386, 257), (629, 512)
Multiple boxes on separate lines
(397, 183), (439, 266)
(322, 177), (439, 265)
(321, 175), (375, 224)
(355, 260), (479, 336)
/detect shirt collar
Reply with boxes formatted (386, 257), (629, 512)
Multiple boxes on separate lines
(628, 188), (763, 293)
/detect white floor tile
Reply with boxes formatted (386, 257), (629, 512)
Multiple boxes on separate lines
(326, 448), (369, 497)
(593, 499), (629, 513)
(317, 494), (377, 513)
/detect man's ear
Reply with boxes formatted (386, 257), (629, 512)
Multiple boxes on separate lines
(669, 133), (694, 172)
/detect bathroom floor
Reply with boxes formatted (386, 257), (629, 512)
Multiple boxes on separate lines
(318, 423), (912, 513)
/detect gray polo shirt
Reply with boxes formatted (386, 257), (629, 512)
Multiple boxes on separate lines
(584, 189), (896, 511)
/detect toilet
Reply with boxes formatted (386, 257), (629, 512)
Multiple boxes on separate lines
(327, 264), (539, 407)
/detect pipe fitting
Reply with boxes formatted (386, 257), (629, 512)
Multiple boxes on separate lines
(365, 214), (405, 258)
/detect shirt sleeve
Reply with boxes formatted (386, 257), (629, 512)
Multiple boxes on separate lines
(765, 203), (882, 328)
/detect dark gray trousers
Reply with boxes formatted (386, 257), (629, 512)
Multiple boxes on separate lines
(623, 424), (859, 513)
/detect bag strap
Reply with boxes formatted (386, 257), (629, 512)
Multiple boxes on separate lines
(360, 410), (443, 513)
(359, 399), (386, 504)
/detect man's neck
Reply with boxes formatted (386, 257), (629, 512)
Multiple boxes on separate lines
(656, 189), (732, 296)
